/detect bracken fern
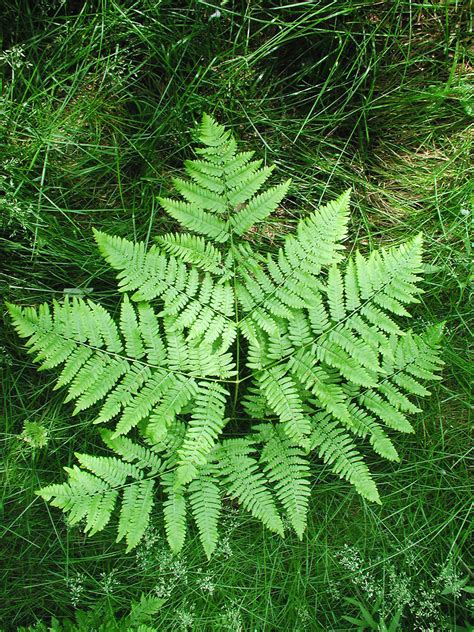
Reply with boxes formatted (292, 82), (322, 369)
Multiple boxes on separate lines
(8, 115), (444, 558)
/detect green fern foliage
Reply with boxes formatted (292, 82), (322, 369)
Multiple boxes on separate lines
(8, 114), (444, 557)
(188, 470), (222, 559)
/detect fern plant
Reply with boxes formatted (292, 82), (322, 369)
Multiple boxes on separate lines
(8, 115), (444, 558)
(18, 592), (164, 631)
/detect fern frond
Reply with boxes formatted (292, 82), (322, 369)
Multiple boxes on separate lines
(112, 370), (176, 437)
(162, 475), (187, 554)
(176, 382), (228, 484)
(307, 290), (331, 334)
(172, 177), (227, 213)
(184, 159), (225, 193)
(348, 404), (399, 462)
(316, 340), (377, 388)
(117, 479), (155, 552)
(159, 198), (229, 242)
(360, 391), (414, 433)
(120, 295), (146, 359)
(235, 190), (350, 333)
(259, 366), (311, 448)
(219, 439), (284, 536)
(63, 354), (109, 403)
(11, 116), (444, 556)
(231, 180), (291, 236)
(189, 471), (221, 559)
(37, 466), (118, 535)
(224, 150), (255, 176)
(94, 232), (235, 347)
(347, 314), (389, 353)
(289, 349), (351, 424)
(6, 302), (40, 338)
(94, 364), (151, 424)
(100, 429), (162, 475)
(137, 303), (166, 365)
(242, 385), (269, 418)
(260, 427), (311, 539)
(150, 419), (187, 464)
(197, 112), (231, 147)
(310, 416), (380, 504)
(155, 233), (222, 273)
(93, 230), (161, 295)
(225, 157), (261, 188)
(72, 358), (129, 414)
(74, 453), (142, 486)
(38, 453), (155, 552)
(147, 376), (198, 443)
(327, 265), (346, 322)
(344, 258), (360, 311)
(129, 594), (166, 627)
(228, 164), (273, 205)
(287, 312), (313, 348)
(376, 382), (421, 414)
(9, 300), (133, 412)
(327, 328), (380, 372)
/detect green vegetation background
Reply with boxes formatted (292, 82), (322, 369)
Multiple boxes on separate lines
(0, 1), (472, 630)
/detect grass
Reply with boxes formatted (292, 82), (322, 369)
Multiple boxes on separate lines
(1, 1), (472, 630)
